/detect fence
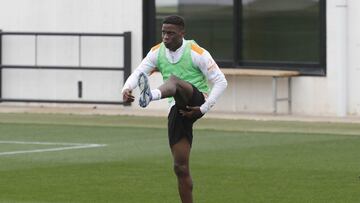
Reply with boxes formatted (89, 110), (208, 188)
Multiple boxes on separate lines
(0, 30), (131, 105)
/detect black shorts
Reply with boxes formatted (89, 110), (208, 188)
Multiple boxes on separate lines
(167, 85), (205, 147)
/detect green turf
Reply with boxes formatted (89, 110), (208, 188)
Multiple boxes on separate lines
(0, 113), (359, 203)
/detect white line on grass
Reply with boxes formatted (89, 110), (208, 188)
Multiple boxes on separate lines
(0, 141), (107, 156)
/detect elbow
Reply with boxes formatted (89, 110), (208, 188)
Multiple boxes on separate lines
(221, 76), (228, 90)
(224, 78), (228, 89)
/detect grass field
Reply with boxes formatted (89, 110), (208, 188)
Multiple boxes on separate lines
(0, 113), (359, 203)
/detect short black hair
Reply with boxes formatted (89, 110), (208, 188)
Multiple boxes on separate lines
(162, 15), (185, 30)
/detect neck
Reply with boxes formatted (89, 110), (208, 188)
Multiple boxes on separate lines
(170, 40), (183, 52)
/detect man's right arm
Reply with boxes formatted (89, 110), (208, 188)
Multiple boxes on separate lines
(121, 46), (160, 94)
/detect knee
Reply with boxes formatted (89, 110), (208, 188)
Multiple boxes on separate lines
(168, 75), (180, 83)
(173, 163), (189, 178)
(167, 75), (182, 91)
(168, 75), (186, 94)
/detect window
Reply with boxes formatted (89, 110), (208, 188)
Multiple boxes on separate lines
(144, 0), (326, 75)
(155, 0), (233, 62)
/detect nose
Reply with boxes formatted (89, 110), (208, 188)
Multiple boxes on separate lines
(163, 34), (169, 42)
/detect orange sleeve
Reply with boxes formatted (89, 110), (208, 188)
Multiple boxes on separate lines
(151, 43), (161, 52)
(191, 43), (204, 55)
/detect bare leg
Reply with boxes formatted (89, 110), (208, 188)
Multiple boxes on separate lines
(163, 75), (196, 202)
(158, 75), (193, 108)
(171, 137), (193, 203)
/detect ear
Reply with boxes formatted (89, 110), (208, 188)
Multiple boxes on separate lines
(180, 29), (185, 37)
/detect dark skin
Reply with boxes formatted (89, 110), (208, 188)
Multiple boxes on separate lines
(123, 23), (203, 119)
(162, 23), (184, 51)
(122, 90), (134, 103)
(123, 22), (207, 203)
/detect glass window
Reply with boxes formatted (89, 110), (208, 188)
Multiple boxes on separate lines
(241, 0), (321, 64)
(155, 0), (234, 60)
(151, 0), (325, 75)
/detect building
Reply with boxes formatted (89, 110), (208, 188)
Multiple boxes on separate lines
(0, 0), (359, 117)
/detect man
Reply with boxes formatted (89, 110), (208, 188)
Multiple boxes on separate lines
(122, 15), (227, 203)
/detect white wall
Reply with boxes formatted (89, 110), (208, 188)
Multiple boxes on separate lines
(0, 0), (142, 102)
(290, 0), (349, 116)
(1, 0), (359, 117)
(212, 0), (360, 117)
(347, 0), (360, 115)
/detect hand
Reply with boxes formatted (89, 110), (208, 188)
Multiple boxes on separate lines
(179, 106), (203, 119)
(122, 89), (134, 103)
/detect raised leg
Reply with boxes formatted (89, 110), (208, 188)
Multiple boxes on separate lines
(158, 75), (193, 108)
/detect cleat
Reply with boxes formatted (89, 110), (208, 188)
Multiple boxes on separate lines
(138, 72), (152, 108)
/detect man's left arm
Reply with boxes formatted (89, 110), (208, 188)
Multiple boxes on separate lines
(192, 49), (228, 114)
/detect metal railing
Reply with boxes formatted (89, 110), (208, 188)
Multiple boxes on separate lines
(0, 30), (131, 105)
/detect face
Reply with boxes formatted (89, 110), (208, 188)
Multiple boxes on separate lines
(161, 24), (184, 51)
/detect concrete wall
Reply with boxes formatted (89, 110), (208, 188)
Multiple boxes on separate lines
(291, 0), (360, 117)
(0, 0), (142, 102)
(210, 0), (360, 117)
(347, 0), (360, 115)
(1, 0), (359, 117)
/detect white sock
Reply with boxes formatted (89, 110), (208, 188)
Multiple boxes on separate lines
(151, 89), (162, 101)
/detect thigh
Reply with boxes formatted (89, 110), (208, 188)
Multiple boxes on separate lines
(171, 137), (191, 165)
(188, 84), (205, 107)
(173, 79), (194, 109)
(168, 105), (196, 147)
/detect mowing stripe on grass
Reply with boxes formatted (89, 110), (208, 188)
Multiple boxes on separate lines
(0, 140), (106, 156)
